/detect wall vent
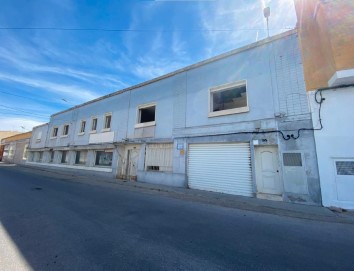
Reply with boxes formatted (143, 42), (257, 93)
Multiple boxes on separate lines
(336, 161), (354, 176)
(283, 153), (302, 167)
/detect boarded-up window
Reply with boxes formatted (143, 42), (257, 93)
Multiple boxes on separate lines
(145, 144), (173, 172)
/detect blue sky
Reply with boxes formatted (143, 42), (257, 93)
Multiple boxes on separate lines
(0, 0), (297, 131)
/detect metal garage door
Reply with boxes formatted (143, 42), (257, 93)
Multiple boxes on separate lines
(188, 143), (253, 197)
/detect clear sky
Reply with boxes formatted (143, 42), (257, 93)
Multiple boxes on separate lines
(0, 0), (297, 131)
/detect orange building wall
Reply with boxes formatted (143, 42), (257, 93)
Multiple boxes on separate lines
(1, 132), (32, 144)
(294, 0), (354, 91)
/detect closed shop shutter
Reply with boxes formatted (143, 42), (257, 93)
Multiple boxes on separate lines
(188, 143), (253, 197)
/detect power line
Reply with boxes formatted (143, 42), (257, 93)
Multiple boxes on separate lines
(0, 90), (45, 102)
(0, 27), (293, 32)
(0, 111), (48, 120)
(0, 104), (49, 117)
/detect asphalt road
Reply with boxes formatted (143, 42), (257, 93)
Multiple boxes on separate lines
(1, 165), (354, 271)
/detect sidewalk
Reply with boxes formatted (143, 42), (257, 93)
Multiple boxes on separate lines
(13, 164), (354, 224)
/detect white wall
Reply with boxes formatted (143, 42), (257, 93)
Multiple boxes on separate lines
(309, 86), (354, 209)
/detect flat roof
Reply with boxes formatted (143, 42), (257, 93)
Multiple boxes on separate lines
(52, 29), (297, 117)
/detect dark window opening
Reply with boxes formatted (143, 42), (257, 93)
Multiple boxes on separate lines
(139, 106), (155, 123)
(61, 151), (68, 164)
(104, 115), (111, 129)
(95, 151), (112, 166)
(212, 85), (247, 112)
(147, 166), (160, 171)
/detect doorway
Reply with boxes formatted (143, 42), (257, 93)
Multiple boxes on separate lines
(119, 145), (140, 181)
(255, 146), (282, 195)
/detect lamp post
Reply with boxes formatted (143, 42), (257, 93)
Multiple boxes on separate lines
(263, 6), (270, 38)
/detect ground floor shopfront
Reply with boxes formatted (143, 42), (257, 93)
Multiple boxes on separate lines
(27, 132), (321, 205)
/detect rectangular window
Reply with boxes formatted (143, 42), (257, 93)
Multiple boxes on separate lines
(61, 151), (69, 164)
(95, 151), (113, 167)
(79, 121), (86, 134)
(136, 104), (156, 128)
(52, 127), (58, 138)
(336, 161), (354, 176)
(104, 114), (112, 130)
(23, 144), (28, 160)
(62, 125), (69, 136)
(209, 80), (248, 117)
(8, 145), (15, 158)
(145, 144), (173, 172)
(75, 151), (87, 165)
(34, 151), (42, 162)
(36, 131), (42, 142)
(91, 118), (98, 131)
(49, 151), (55, 163)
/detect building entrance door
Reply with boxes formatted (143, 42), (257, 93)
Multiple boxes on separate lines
(121, 145), (140, 181)
(255, 146), (282, 195)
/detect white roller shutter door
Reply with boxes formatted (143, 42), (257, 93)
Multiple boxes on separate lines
(188, 143), (253, 197)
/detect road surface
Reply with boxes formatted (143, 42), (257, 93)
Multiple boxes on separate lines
(0, 165), (354, 270)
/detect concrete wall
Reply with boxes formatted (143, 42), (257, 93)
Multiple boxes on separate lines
(2, 140), (29, 164)
(30, 124), (49, 149)
(308, 86), (354, 209)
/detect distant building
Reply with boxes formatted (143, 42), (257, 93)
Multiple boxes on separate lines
(1, 132), (32, 164)
(27, 30), (322, 205)
(295, 0), (354, 209)
(0, 131), (21, 161)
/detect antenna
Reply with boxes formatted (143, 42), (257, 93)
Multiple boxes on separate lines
(263, 6), (270, 38)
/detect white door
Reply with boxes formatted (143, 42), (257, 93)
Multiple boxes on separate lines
(255, 146), (282, 195)
(188, 143), (253, 197)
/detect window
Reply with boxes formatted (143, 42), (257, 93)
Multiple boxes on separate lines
(79, 121), (86, 134)
(209, 80), (248, 117)
(62, 125), (69, 136)
(52, 127), (58, 138)
(49, 151), (55, 163)
(75, 151), (87, 165)
(8, 145), (14, 158)
(336, 161), (354, 176)
(39, 152), (43, 162)
(61, 151), (69, 164)
(136, 104), (156, 128)
(23, 144), (28, 160)
(95, 151), (113, 166)
(145, 144), (173, 172)
(34, 151), (42, 162)
(91, 118), (98, 132)
(104, 114), (112, 130)
(36, 131), (42, 142)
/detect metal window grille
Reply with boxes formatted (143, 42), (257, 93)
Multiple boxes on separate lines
(283, 153), (302, 167)
(336, 161), (354, 176)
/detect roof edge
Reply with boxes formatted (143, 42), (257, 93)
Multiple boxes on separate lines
(52, 29), (297, 117)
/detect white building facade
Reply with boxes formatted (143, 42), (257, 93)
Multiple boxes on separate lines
(28, 30), (322, 205)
